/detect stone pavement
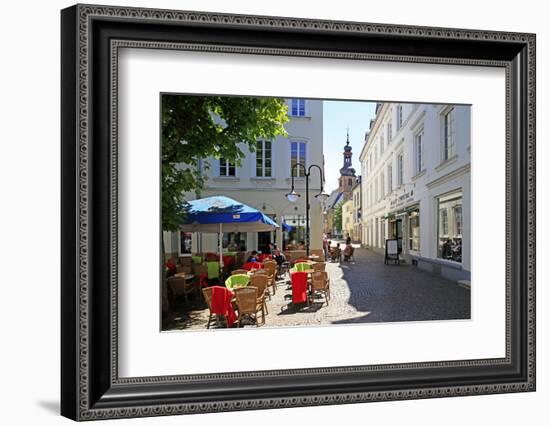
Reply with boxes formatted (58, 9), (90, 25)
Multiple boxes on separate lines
(164, 246), (470, 331)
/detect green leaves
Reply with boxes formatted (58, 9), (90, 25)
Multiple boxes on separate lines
(161, 95), (289, 231)
(334, 202), (343, 232)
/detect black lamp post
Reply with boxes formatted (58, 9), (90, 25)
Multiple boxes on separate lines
(285, 163), (329, 256)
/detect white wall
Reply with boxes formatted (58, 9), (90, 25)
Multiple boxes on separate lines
(0, 1), (547, 425)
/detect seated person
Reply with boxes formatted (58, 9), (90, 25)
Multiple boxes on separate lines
(343, 243), (354, 261)
(263, 243), (274, 255)
(331, 243), (342, 261)
(246, 250), (259, 263)
(273, 249), (286, 266)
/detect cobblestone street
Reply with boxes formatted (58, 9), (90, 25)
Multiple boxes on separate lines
(165, 245), (470, 331)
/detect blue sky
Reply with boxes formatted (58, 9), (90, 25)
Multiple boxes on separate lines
(322, 100), (377, 193)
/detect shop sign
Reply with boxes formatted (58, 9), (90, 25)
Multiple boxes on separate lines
(389, 190), (414, 209)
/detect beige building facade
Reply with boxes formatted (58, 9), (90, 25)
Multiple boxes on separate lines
(342, 199), (354, 240)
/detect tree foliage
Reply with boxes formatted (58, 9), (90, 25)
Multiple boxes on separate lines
(333, 202), (343, 233)
(161, 95), (289, 231)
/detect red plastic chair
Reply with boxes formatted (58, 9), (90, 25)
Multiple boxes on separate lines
(258, 254), (272, 262)
(209, 286), (236, 327)
(243, 262), (263, 271)
(291, 271), (308, 304)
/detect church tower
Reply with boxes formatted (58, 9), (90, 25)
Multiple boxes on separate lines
(338, 129), (357, 200)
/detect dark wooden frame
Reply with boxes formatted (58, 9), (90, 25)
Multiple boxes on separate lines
(61, 3), (536, 421)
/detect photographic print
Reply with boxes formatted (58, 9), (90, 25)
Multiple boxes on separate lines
(161, 95), (471, 331)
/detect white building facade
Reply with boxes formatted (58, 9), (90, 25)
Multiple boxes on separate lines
(165, 98), (324, 257)
(359, 102), (470, 281)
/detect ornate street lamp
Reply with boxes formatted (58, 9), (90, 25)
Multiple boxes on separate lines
(285, 163), (329, 256)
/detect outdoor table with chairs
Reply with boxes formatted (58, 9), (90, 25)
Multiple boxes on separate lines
(288, 261), (330, 306)
(194, 254), (330, 328)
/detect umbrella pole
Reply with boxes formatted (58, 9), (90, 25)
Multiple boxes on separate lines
(219, 223), (223, 268)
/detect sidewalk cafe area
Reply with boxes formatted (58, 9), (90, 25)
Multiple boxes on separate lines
(162, 195), (471, 331)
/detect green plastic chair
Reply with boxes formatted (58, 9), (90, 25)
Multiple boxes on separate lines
(225, 274), (250, 290)
(206, 261), (220, 280)
(295, 262), (312, 272)
(191, 255), (203, 264)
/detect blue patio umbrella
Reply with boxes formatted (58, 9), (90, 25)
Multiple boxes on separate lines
(282, 222), (293, 232)
(179, 195), (279, 265)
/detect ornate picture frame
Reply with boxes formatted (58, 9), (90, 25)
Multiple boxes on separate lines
(61, 4), (535, 421)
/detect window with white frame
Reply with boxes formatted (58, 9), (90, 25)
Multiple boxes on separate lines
(396, 105), (403, 130)
(397, 152), (404, 186)
(369, 153), (373, 172)
(442, 107), (455, 161)
(408, 209), (420, 251)
(387, 121), (392, 144)
(437, 191), (463, 262)
(414, 129), (424, 175)
(256, 139), (272, 177)
(219, 157), (236, 177)
(290, 140), (306, 177)
(387, 164), (393, 194)
(379, 136), (385, 155)
(290, 99), (306, 117)
(375, 177), (379, 202)
(370, 183), (374, 206)
(380, 172), (385, 200)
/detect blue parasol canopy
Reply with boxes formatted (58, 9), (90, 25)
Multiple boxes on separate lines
(179, 195), (279, 233)
(282, 222), (293, 232)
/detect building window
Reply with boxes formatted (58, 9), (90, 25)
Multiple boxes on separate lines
(179, 231), (192, 255)
(380, 172), (385, 199)
(380, 136), (385, 154)
(387, 164), (393, 194)
(437, 191), (463, 262)
(443, 107), (454, 161)
(414, 130), (424, 175)
(256, 140), (272, 177)
(290, 141), (306, 177)
(374, 177), (379, 202)
(369, 153), (373, 172)
(397, 153), (404, 186)
(291, 99), (306, 116)
(409, 209), (420, 251)
(284, 215), (308, 250)
(387, 121), (392, 143)
(220, 232), (246, 251)
(219, 158), (236, 177)
(396, 105), (403, 130)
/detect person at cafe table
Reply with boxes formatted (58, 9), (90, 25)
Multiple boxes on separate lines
(273, 249), (286, 266)
(246, 250), (259, 263)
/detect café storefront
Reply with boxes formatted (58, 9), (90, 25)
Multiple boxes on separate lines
(383, 188), (419, 259)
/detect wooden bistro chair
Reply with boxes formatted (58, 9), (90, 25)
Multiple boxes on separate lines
(311, 271), (331, 306)
(231, 269), (248, 276)
(262, 261), (278, 295)
(312, 262), (326, 272)
(202, 286), (237, 329)
(330, 247), (342, 263)
(167, 275), (197, 306)
(234, 287), (265, 327)
(250, 273), (270, 313)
